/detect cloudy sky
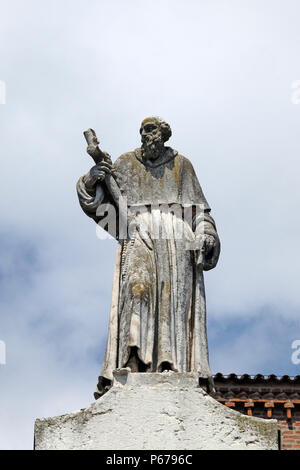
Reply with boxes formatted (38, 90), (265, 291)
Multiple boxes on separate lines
(1, 0), (300, 449)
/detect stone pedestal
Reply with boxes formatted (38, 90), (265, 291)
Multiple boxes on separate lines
(34, 370), (278, 450)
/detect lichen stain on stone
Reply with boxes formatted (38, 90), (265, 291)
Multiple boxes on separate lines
(131, 283), (148, 299)
(234, 412), (277, 443)
(173, 157), (180, 185)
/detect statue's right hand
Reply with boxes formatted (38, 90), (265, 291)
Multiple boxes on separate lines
(87, 159), (112, 186)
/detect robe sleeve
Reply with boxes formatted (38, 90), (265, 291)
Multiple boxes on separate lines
(76, 173), (104, 219)
(180, 157), (211, 209)
(194, 211), (221, 271)
(76, 173), (120, 239)
(180, 158), (220, 271)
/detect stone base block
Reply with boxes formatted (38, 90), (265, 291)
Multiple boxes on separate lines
(34, 370), (278, 450)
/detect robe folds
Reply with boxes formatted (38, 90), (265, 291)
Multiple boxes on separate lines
(77, 147), (220, 398)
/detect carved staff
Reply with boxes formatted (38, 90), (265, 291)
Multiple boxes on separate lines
(83, 128), (127, 237)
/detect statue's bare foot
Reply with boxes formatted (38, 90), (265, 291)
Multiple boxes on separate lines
(160, 361), (173, 373)
(126, 354), (139, 372)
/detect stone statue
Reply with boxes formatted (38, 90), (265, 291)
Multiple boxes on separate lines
(77, 117), (220, 398)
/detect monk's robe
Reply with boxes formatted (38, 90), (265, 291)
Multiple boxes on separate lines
(77, 147), (220, 398)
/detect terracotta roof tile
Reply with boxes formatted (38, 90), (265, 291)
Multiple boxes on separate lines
(213, 373), (300, 384)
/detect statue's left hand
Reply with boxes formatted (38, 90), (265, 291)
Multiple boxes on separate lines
(195, 234), (218, 270)
(202, 234), (216, 255)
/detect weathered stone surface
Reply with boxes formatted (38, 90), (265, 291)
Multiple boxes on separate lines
(34, 371), (278, 450)
(77, 117), (221, 398)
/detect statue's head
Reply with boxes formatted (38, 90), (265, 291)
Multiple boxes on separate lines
(140, 116), (172, 160)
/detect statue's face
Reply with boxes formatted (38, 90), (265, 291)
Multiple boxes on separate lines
(140, 121), (163, 148)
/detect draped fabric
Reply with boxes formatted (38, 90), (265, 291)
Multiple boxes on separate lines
(77, 148), (220, 398)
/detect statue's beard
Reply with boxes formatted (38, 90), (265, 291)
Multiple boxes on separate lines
(141, 136), (164, 161)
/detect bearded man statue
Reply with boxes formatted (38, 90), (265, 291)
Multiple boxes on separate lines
(77, 116), (220, 398)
